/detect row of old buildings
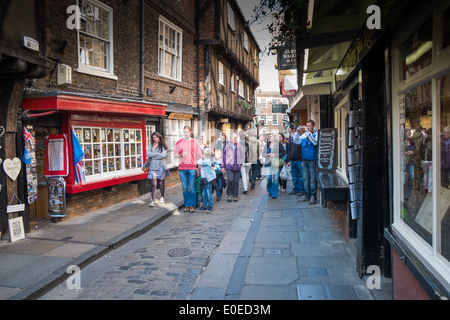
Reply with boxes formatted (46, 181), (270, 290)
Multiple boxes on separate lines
(0, 0), (260, 234)
(272, 0), (450, 300)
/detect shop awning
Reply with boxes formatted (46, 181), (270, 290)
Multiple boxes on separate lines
(22, 93), (167, 116)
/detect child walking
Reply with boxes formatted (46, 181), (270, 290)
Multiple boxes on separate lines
(197, 147), (215, 213)
(213, 149), (226, 201)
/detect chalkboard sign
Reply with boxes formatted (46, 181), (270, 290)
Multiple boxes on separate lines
(317, 128), (337, 172)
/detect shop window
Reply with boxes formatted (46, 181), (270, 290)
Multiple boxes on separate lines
(74, 126), (143, 178)
(77, 0), (116, 79)
(163, 119), (191, 169)
(399, 81), (432, 245)
(159, 17), (182, 81)
(400, 18), (433, 81)
(438, 73), (450, 261)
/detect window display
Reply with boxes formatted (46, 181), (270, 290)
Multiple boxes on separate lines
(74, 126), (143, 178)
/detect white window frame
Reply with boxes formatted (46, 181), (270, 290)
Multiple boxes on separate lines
(391, 3), (450, 286)
(231, 73), (235, 92)
(75, 0), (117, 80)
(259, 113), (267, 125)
(238, 79), (245, 98)
(244, 32), (249, 52)
(158, 16), (183, 82)
(227, 2), (235, 31)
(219, 61), (225, 86)
(272, 114), (278, 125)
(334, 95), (349, 179)
(260, 98), (267, 108)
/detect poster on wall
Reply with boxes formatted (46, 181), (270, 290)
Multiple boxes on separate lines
(48, 177), (66, 218)
(45, 134), (69, 177)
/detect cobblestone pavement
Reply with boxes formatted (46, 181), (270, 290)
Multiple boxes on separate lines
(40, 180), (263, 300)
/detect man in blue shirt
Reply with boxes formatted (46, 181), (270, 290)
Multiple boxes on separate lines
(292, 120), (318, 205)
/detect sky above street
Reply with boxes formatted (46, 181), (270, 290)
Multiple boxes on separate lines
(237, 0), (279, 92)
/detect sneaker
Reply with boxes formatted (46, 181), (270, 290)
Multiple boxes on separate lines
(298, 195), (310, 202)
(149, 200), (156, 207)
(207, 207), (212, 214)
(189, 206), (196, 213)
(159, 197), (165, 204)
(308, 196), (317, 205)
(217, 196), (221, 201)
(297, 192), (305, 196)
(272, 196), (277, 199)
(233, 197), (238, 202)
(289, 191), (298, 195)
(184, 206), (189, 212)
(197, 206), (207, 211)
(243, 191), (247, 194)
(228, 196), (232, 202)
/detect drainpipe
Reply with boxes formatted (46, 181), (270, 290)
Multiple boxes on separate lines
(195, 0), (201, 137)
(139, 0), (144, 98)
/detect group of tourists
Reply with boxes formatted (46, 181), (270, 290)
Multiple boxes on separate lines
(142, 120), (319, 213)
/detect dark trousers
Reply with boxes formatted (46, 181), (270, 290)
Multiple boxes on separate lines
(226, 170), (240, 197)
(250, 163), (260, 186)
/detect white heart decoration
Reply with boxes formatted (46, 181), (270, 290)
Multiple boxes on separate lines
(3, 158), (22, 181)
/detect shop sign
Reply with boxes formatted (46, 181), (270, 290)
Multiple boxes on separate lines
(272, 104), (288, 113)
(278, 40), (297, 71)
(71, 114), (143, 124)
(168, 113), (193, 120)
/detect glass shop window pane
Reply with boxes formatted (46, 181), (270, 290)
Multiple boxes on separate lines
(400, 81), (432, 246)
(400, 18), (433, 81)
(438, 73), (450, 262)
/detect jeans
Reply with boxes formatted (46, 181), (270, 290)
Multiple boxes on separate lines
(291, 160), (305, 193)
(240, 163), (251, 191)
(226, 170), (240, 198)
(302, 160), (317, 198)
(266, 166), (280, 198)
(202, 181), (213, 208)
(179, 169), (197, 207)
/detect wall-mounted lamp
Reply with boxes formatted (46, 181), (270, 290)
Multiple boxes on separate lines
(169, 86), (176, 94)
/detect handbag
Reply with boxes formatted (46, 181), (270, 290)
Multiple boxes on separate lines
(279, 164), (292, 181)
(142, 157), (151, 172)
(270, 157), (284, 168)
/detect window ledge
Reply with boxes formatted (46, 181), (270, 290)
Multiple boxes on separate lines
(75, 66), (118, 81)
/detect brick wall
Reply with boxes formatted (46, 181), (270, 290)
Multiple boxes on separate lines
(65, 182), (139, 218)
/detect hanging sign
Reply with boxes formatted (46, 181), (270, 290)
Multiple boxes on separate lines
(45, 134), (69, 177)
(3, 158), (21, 181)
(6, 193), (25, 213)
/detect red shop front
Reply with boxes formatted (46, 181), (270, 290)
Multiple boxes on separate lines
(22, 93), (166, 219)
